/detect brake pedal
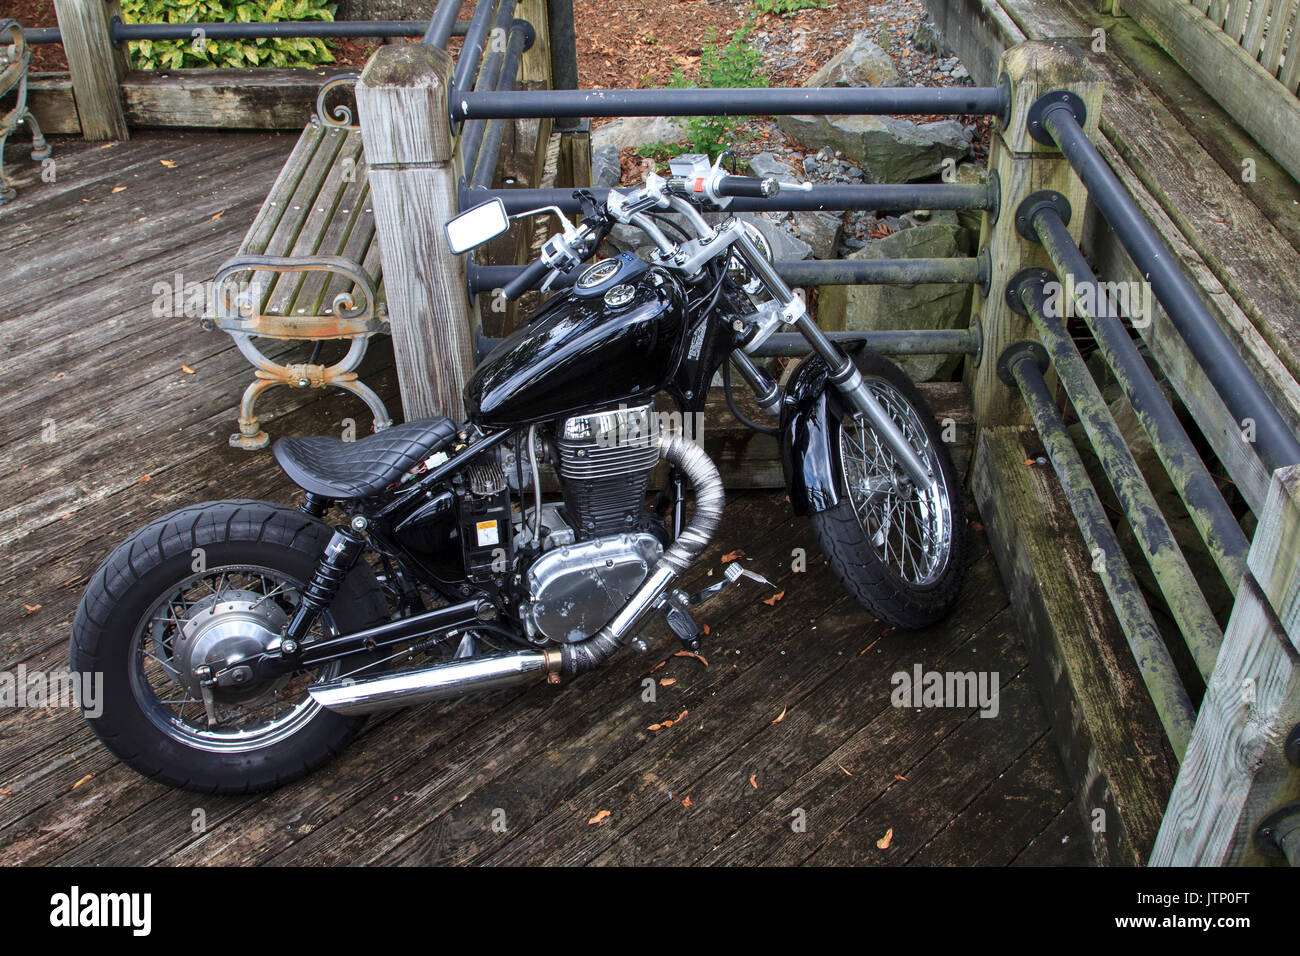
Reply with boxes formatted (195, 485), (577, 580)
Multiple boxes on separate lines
(689, 559), (777, 606)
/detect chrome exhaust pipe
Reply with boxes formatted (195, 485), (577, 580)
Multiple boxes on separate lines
(309, 649), (561, 716)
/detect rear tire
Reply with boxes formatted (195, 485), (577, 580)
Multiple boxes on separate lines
(810, 352), (968, 629)
(70, 500), (388, 794)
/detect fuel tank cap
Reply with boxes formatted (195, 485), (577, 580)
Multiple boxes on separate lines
(604, 284), (636, 308)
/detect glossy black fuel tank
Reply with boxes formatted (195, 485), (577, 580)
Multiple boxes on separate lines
(465, 268), (688, 428)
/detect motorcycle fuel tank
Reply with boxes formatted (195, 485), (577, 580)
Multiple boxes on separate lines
(465, 264), (688, 427)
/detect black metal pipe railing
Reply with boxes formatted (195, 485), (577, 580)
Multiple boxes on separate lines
(466, 182), (995, 216)
(545, 0), (578, 93)
(1026, 201), (1250, 590)
(470, 24), (530, 189)
(1039, 99), (1300, 475)
(473, 326), (979, 362)
(749, 327), (981, 358)
(451, 0), (516, 95)
(1002, 343), (1198, 760)
(1012, 270), (1224, 682)
(452, 84), (1010, 122)
(24, 19), (471, 45)
(423, 0), (465, 47)
(458, 9), (530, 174)
(467, 257), (982, 296)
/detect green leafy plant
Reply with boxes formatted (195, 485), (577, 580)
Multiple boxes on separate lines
(753, 0), (831, 18)
(122, 0), (337, 70)
(664, 26), (767, 158)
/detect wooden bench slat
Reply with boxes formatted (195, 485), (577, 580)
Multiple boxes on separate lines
(249, 124), (350, 317)
(236, 122), (329, 259)
(263, 128), (366, 318)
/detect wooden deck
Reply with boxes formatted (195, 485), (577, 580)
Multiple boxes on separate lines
(0, 130), (1089, 865)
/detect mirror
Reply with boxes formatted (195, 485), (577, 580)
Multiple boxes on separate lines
(444, 198), (510, 254)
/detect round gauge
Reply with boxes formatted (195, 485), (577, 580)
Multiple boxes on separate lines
(604, 284), (636, 308)
(577, 258), (622, 290)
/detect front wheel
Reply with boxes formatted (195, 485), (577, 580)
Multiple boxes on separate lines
(70, 500), (388, 794)
(810, 352), (968, 629)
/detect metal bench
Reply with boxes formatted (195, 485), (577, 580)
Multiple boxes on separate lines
(208, 75), (391, 450)
(1, 19), (51, 206)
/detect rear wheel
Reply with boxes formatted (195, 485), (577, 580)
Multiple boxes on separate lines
(70, 500), (387, 794)
(810, 352), (968, 629)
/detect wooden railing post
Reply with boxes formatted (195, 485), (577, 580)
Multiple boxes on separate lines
(967, 41), (1102, 426)
(356, 43), (475, 423)
(53, 0), (130, 141)
(1152, 464), (1300, 865)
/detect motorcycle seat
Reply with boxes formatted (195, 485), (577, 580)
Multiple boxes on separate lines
(273, 417), (459, 500)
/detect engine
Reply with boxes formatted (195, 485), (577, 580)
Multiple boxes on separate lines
(518, 403), (666, 644)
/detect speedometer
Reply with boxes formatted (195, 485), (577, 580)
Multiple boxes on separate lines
(576, 258), (622, 290)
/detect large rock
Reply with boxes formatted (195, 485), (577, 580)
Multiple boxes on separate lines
(748, 151), (793, 180)
(592, 116), (688, 152)
(806, 32), (899, 88)
(777, 113), (972, 183)
(816, 212), (972, 381)
(592, 144), (621, 189)
(791, 210), (842, 260)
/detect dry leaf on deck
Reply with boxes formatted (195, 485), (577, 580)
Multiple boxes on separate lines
(71, 774), (94, 791)
(721, 549), (744, 563)
(772, 707), (787, 724)
(762, 590), (785, 607)
(658, 678), (676, 687)
(876, 827), (894, 849)
(673, 650), (709, 668)
(160, 159), (178, 168)
(749, 774), (758, 789)
(181, 365), (195, 375)
(587, 810), (610, 825)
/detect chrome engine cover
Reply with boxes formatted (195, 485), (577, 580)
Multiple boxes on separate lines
(524, 532), (663, 643)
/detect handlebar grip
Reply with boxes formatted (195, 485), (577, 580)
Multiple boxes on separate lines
(715, 176), (778, 199)
(502, 257), (553, 301)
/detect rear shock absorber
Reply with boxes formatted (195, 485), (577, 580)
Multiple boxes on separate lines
(283, 518), (368, 646)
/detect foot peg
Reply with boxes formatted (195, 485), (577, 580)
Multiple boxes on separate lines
(664, 597), (703, 652)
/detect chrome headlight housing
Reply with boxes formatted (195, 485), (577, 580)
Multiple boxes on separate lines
(727, 220), (773, 296)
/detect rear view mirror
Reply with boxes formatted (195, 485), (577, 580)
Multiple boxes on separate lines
(444, 198), (510, 254)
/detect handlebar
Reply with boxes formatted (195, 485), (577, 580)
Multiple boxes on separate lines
(712, 176), (778, 200)
(502, 256), (553, 301)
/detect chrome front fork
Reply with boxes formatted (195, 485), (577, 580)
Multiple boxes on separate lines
(729, 231), (935, 490)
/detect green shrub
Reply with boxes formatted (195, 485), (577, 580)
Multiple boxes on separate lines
(753, 0), (831, 17)
(122, 0), (337, 70)
(664, 26), (767, 159)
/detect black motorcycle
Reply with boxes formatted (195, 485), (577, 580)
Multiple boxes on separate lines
(71, 154), (967, 793)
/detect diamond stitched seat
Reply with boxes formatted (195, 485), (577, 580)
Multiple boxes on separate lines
(273, 417), (458, 500)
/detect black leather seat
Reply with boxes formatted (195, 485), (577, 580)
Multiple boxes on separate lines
(273, 417), (459, 500)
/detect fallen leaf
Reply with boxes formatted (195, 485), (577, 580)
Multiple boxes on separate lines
(721, 549), (745, 563)
(160, 159), (178, 168)
(21, 603), (41, 616)
(137, 475), (151, 484)
(587, 810), (610, 825)
(702, 624), (710, 636)
(0, 788), (12, 796)
(762, 590), (786, 607)
(838, 764), (853, 776)
(211, 210), (225, 221)
(749, 774), (758, 789)
(111, 186), (126, 193)
(658, 677), (676, 687)
(859, 639), (880, 655)
(673, 650), (709, 668)
(681, 796), (692, 807)
(650, 660), (666, 672)
(894, 774), (908, 781)
(876, 827), (894, 849)
(180, 365), (195, 375)
(772, 707), (787, 724)
(649, 709), (690, 732)
(71, 774), (94, 791)
(1024, 458), (1036, 466)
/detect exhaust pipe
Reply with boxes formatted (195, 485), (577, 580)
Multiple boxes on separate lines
(310, 649), (561, 715)
(310, 432), (724, 714)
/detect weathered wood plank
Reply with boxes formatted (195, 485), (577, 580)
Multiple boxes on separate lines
(358, 43), (475, 421)
(120, 68), (357, 130)
(53, 0), (129, 140)
(971, 425), (1178, 864)
(1152, 464), (1300, 864)
(1121, 0), (1300, 183)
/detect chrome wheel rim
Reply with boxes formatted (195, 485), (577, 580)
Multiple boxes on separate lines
(129, 565), (341, 753)
(838, 377), (954, 587)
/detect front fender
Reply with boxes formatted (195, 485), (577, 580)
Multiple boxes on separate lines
(779, 355), (847, 516)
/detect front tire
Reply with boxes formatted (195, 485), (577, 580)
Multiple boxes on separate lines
(70, 500), (387, 794)
(810, 351), (968, 629)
